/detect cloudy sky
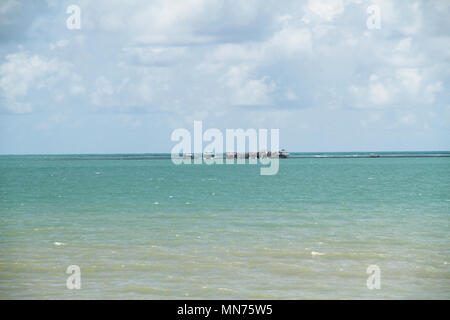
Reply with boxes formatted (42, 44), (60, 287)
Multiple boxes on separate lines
(0, 0), (449, 154)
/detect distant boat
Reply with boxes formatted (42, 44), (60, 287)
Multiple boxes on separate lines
(257, 150), (268, 159)
(203, 152), (215, 159)
(244, 152), (258, 159)
(225, 150), (289, 159)
(226, 152), (237, 159)
(182, 153), (195, 159)
(279, 149), (290, 158)
(268, 149), (289, 158)
(268, 151), (279, 158)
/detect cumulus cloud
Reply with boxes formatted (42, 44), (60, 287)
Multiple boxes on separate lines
(221, 65), (276, 106)
(269, 24), (312, 55)
(307, 0), (344, 22)
(0, 51), (84, 113)
(0, 0), (449, 152)
(1, 1), (448, 114)
(349, 68), (443, 109)
(121, 46), (187, 67)
(74, 0), (278, 46)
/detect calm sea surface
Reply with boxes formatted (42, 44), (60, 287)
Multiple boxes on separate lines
(0, 153), (449, 299)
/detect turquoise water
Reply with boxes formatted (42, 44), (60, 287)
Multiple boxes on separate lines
(0, 153), (449, 299)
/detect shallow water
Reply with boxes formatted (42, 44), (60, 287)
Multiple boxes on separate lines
(0, 153), (449, 299)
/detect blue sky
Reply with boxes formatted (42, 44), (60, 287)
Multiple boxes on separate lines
(0, 0), (449, 154)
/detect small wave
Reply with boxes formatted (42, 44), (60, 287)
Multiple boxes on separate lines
(53, 242), (65, 246)
(311, 251), (324, 256)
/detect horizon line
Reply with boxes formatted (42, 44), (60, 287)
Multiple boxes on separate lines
(1, 150), (449, 156)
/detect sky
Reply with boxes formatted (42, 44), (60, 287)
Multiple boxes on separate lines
(0, 0), (449, 154)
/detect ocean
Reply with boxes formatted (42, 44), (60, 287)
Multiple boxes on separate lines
(0, 152), (449, 299)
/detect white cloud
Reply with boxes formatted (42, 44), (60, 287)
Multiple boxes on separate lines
(0, 0), (447, 132)
(221, 65), (276, 106)
(121, 46), (187, 67)
(307, 0), (344, 21)
(76, 0), (275, 46)
(235, 77), (276, 106)
(396, 68), (421, 94)
(369, 81), (391, 105)
(269, 25), (312, 55)
(394, 37), (412, 54)
(349, 65), (444, 109)
(209, 43), (264, 64)
(91, 76), (115, 107)
(424, 82), (443, 104)
(0, 0), (448, 153)
(0, 52), (62, 112)
(49, 40), (69, 51)
(0, 52), (84, 113)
